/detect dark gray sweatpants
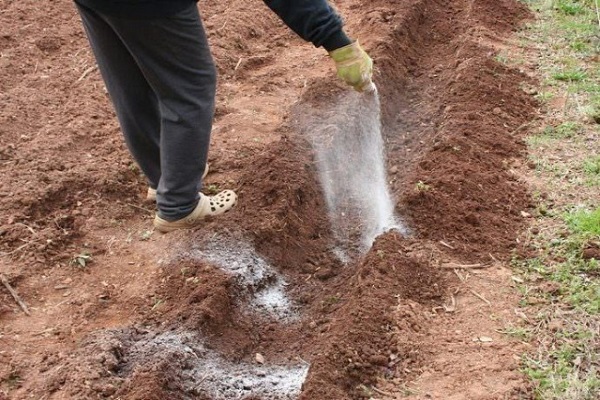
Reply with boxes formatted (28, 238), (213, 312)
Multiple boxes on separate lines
(76, 3), (215, 221)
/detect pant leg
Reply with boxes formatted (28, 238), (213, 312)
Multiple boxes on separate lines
(99, 4), (216, 221)
(76, 4), (162, 189)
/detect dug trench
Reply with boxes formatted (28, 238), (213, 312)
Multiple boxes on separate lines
(0, 0), (538, 399)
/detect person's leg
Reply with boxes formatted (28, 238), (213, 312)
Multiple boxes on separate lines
(76, 4), (162, 189)
(101, 4), (215, 221)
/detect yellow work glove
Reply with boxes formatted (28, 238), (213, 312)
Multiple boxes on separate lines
(329, 41), (374, 92)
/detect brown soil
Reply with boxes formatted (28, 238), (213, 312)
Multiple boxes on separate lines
(1, 0), (538, 399)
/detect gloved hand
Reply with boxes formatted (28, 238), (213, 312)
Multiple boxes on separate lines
(329, 41), (374, 92)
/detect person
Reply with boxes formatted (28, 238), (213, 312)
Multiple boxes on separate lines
(73, 0), (373, 233)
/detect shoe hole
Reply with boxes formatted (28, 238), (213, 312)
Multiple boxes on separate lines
(211, 207), (216, 212)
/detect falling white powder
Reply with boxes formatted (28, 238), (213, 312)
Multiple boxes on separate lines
(301, 86), (406, 259)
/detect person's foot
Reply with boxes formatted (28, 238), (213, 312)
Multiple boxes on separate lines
(153, 190), (237, 233)
(146, 164), (209, 202)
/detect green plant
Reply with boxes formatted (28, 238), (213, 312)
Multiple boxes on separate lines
(205, 184), (220, 195)
(535, 91), (555, 102)
(555, 0), (587, 15)
(497, 325), (533, 340)
(582, 156), (600, 176)
(565, 207), (600, 236)
(72, 252), (92, 268)
(140, 230), (153, 241)
(4, 371), (23, 389)
(415, 180), (432, 192)
(552, 69), (588, 82)
(569, 40), (588, 51)
(542, 122), (581, 138)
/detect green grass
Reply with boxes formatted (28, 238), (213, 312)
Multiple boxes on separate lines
(526, 122), (584, 150)
(556, 0), (588, 16)
(582, 156), (600, 187)
(565, 207), (600, 236)
(553, 69), (588, 82)
(548, 121), (582, 138)
(535, 90), (555, 102)
(498, 325), (534, 340)
(513, 1), (599, 398)
(516, 206), (600, 397)
(582, 155), (600, 175)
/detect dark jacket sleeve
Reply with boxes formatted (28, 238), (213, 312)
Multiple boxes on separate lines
(263, 0), (352, 51)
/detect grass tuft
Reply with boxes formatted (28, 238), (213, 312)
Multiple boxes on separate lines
(553, 69), (588, 82)
(565, 207), (600, 236)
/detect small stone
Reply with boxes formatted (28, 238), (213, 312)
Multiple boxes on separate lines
(390, 165), (399, 174)
(255, 353), (265, 364)
(520, 211), (532, 218)
(493, 107), (502, 115)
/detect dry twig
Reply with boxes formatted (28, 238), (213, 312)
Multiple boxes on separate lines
(439, 240), (455, 249)
(234, 57), (243, 71)
(469, 289), (492, 307)
(126, 203), (154, 213)
(453, 269), (467, 282)
(0, 240), (39, 256)
(371, 386), (394, 398)
(1, 273), (31, 315)
(440, 262), (491, 269)
(76, 65), (97, 83)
